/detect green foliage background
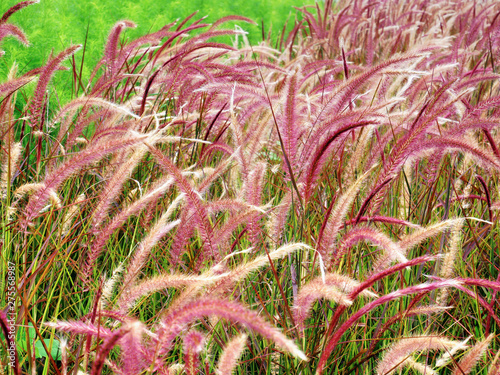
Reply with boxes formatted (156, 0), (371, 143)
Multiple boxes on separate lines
(0, 0), (316, 103)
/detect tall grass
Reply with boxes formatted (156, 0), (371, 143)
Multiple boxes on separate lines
(0, 0), (314, 105)
(1, 0), (500, 374)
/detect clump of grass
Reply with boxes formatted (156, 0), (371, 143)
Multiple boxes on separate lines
(2, 0), (500, 374)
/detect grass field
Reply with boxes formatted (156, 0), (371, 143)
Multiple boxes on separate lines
(2, 0), (500, 374)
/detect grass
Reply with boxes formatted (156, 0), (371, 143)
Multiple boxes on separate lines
(0, 0), (315, 104)
(1, 0), (500, 374)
